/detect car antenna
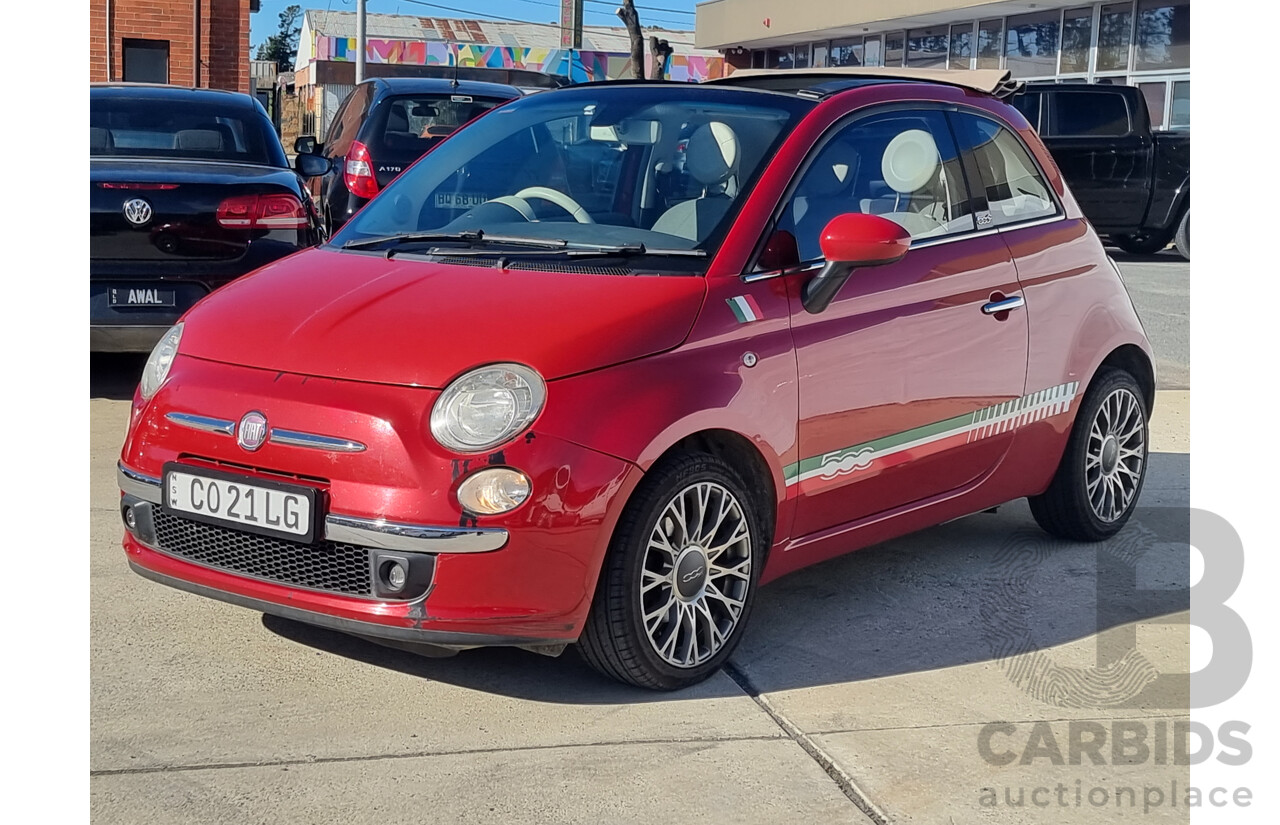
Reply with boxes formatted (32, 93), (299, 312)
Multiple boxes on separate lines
(451, 61), (460, 89)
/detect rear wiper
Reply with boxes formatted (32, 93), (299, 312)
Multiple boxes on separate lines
(340, 230), (568, 251)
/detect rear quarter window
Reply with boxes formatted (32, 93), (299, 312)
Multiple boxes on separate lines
(1049, 91), (1132, 137)
(952, 112), (1059, 227)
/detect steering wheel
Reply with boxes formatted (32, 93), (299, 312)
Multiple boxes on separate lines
(496, 186), (595, 224)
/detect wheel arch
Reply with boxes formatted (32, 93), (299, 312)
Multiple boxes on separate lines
(650, 428), (780, 559)
(1097, 343), (1156, 415)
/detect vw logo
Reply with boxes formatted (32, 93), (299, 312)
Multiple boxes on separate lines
(237, 411), (269, 452)
(122, 198), (153, 227)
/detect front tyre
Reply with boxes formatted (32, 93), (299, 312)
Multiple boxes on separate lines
(579, 453), (764, 690)
(1029, 368), (1149, 541)
(1174, 209), (1190, 261)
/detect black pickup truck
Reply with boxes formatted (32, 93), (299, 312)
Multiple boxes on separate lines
(1012, 83), (1189, 259)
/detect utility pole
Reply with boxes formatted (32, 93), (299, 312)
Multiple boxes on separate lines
(355, 0), (367, 83)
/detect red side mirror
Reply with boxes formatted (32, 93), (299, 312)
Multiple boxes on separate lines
(818, 213), (911, 267)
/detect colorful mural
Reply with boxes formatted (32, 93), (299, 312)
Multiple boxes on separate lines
(312, 36), (724, 83)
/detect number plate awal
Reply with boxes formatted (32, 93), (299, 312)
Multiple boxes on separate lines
(162, 463), (320, 544)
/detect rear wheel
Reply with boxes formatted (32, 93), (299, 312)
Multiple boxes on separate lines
(1174, 209), (1190, 260)
(578, 453), (764, 690)
(1111, 231), (1172, 256)
(1029, 368), (1149, 541)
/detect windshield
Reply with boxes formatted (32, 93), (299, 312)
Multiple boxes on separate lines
(373, 94), (511, 151)
(332, 86), (811, 269)
(90, 96), (286, 167)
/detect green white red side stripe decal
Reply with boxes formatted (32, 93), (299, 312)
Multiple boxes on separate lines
(727, 295), (763, 323)
(783, 382), (1079, 493)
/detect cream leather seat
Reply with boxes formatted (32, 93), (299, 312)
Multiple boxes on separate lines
(860, 129), (949, 238)
(650, 122), (740, 242)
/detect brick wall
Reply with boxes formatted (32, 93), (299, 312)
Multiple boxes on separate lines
(89, 0), (252, 92)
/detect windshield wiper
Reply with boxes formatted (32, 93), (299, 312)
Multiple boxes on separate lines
(433, 241), (708, 258)
(340, 230), (569, 251)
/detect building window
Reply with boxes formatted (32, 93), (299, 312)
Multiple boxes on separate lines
(123, 39), (169, 83)
(907, 27), (949, 68)
(1096, 2), (1134, 72)
(1137, 82), (1168, 129)
(751, 50), (766, 69)
(1005, 10), (1060, 78)
(812, 41), (830, 68)
(1060, 7), (1095, 74)
(793, 44), (812, 69)
(766, 47), (795, 69)
(884, 32), (905, 67)
(1170, 80), (1190, 129)
(1135, 0), (1190, 70)
(829, 38), (861, 67)
(864, 36), (883, 67)
(949, 23), (974, 70)
(977, 19), (1003, 69)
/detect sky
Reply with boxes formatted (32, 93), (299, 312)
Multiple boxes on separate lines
(249, 0), (701, 52)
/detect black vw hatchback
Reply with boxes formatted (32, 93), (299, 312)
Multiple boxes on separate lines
(90, 85), (324, 352)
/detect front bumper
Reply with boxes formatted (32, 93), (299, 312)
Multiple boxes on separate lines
(119, 358), (644, 644)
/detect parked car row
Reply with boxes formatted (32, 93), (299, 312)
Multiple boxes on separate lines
(114, 67), (1157, 689)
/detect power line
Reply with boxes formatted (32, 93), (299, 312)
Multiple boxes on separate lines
(504, 0), (695, 28)
(585, 0), (695, 16)
(393, 0), (698, 45)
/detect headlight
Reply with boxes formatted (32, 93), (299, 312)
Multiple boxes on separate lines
(430, 363), (546, 453)
(139, 322), (183, 400)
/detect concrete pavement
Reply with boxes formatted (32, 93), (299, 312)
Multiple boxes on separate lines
(91, 388), (1190, 823)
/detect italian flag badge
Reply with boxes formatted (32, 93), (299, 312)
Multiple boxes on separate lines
(726, 295), (763, 324)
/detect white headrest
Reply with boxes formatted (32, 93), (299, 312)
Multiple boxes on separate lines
(685, 121), (739, 186)
(882, 129), (939, 194)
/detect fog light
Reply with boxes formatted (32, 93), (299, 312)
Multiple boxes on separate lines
(456, 468), (532, 515)
(124, 506), (137, 531)
(385, 562), (407, 592)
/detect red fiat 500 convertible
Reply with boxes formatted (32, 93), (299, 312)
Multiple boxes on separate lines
(119, 69), (1154, 689)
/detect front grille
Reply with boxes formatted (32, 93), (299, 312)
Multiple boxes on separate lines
(152, 509), (372, 596)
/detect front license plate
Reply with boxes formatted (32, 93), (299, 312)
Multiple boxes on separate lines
(110, 286), (176, 307)
(162, 464), (319, 544)
(435, 192), (490, 209)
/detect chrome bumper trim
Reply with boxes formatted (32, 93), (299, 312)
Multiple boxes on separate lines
(117, 462), (507, 554)
(118, 464), (163, 503)
(324, 514), (508, 554)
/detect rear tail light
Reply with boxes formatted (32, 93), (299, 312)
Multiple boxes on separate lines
(216, 194), (308, 230)
(344, 140), (380, 200)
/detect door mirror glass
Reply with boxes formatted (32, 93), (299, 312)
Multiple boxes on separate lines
(294, 152), (331, 178)
(803, 213), (910, 314)
(294, 135), (317, 155)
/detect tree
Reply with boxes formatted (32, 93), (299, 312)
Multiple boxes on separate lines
(615, 0), (646, 80)
(256, 5), (303, 73)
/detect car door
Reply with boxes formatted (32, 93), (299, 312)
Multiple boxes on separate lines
(1041, 88), (1152, 231)
(777, 107), (1030, 536)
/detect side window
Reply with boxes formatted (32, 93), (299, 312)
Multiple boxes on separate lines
(952, 113), (1058, 227)
(1049, 91), (1131, 137)
(778, 109), (975, 261)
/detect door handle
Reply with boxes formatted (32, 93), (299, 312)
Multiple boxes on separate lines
(982, 295), (1026, 315)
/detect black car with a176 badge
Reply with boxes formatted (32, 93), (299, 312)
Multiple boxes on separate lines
(90, 84), (326, 352)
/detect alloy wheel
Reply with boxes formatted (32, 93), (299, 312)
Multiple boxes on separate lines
(639, 481), (752, 668)
(1085, 387), (1146, 522)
